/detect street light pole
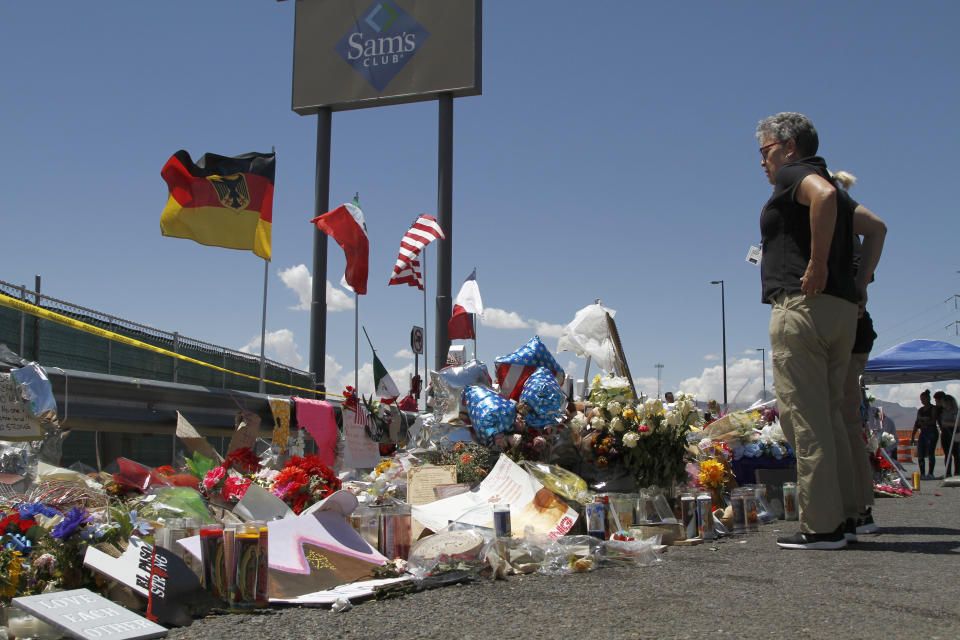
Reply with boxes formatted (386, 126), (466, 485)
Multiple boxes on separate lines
(756, 347), (766, 401)
(655, 363), (664, 398)
(710, 280), (728, 411)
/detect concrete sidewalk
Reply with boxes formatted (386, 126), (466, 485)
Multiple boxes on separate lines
(169, 461), (960, 640)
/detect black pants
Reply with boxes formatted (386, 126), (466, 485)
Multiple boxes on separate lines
(940, 430), (960, 476)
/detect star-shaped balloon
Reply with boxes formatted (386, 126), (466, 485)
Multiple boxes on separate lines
(462, 385), (517, 446)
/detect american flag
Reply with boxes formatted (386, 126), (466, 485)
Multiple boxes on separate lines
(388, 258), (424, 290)
(353, 406), (370, 427)
(388, 214), (445, 287)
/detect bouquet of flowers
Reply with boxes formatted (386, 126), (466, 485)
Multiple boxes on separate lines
(696, 441), (736, 505)
(199, 446), (261, 505)
(569, 376), (701, 489)
(269, 454), (341, 514)
(436, 441), (494, 485)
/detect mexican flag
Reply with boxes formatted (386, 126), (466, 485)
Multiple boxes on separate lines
(311, 199), (369, 295)
(373, 352), (400, 404)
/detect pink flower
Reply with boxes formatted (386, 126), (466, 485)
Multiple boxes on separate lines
(638, 425), (651, 434)
(202, 466), (226, 491)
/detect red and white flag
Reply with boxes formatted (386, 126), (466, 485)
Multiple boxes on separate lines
(388, 259), (424, 290)
(353, 405), (370, 427)
(389, 214), (445, 286)
(448, 269), (483, 340)
(311, 200), (369, 295)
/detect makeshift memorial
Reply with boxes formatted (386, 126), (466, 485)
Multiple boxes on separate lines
(696, 441), (736, 509)
(268, 396), (293, 455)
(407, 528), (488, 581)
(293, 398), (337, 467)
(518, 462), (588, 503)
(0, 370), (47, 441)
(494, 336), (565, 402)
(406, 465), (457, 539)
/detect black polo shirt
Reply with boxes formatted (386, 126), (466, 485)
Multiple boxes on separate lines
(759, 156), (858, 304)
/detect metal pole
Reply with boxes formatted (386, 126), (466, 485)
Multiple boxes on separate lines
(32, 275), (40, 360)
(18, 285), (26, 357)
(711, 280), (728, 410)
(422, 245), (428, 410)
(310, 108), (332, 394)
(354, 292), (359, 395)
(655, 363), (664, 398)
(258, 259), (269, 393)
(756, 347), (766, 400)
(172, 332), (179, 383)
(435, 93), (453, 370)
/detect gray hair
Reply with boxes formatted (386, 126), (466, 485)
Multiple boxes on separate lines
(756, 112), (819, 157)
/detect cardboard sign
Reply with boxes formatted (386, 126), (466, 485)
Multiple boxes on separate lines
(174, 412), (222, 464)
(83, 537), (203, 626)
(267, 510), (386, 600)
(228, 411), (260, 454)
(13, 588), (167, 640)
(340, 408), (380, 469)
(0, 372), (44, 440)
(407, 465), (457, 539)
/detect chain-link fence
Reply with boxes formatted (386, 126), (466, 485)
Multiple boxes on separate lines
(0, 279), (315, 395)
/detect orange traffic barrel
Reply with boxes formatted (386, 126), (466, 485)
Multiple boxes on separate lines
(897, 438), (913, 462)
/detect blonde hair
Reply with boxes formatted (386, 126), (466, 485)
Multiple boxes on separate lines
(831, 170), (857, 190)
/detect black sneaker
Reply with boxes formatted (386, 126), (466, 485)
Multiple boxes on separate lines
(777, 525), (847, 550)
(856, 509), (878, 535)
(844, 518), (857, 542)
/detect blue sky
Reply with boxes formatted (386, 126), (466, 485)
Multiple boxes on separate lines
(2, 1), (959, 409)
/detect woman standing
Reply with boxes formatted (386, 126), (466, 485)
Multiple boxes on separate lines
(933, 391), (959, 477)
(911, 390), (940, 479)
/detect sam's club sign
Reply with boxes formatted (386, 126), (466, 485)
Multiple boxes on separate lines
(334, 1), (430, 91)
(293, 0), (481, 113)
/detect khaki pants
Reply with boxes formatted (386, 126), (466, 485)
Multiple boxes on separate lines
(840, 351), (874, 515)
(770, 293), (858, 534)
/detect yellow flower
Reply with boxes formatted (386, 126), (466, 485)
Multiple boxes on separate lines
(698, 459), (727, 488)
(622, 407), (635, 421)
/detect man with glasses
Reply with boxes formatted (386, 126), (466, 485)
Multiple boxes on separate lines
(755, 112), (884, 550)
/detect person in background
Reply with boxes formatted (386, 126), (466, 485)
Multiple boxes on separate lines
(756, 112), (872, 550)
(834, 170), (886, 538)
(933, 391), (959, 477)
(911, 389), (939, 479)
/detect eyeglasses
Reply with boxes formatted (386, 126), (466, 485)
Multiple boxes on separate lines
(759, 140), (783, 159)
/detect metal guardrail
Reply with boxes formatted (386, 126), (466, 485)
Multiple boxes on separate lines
(0, 278), (315, 386)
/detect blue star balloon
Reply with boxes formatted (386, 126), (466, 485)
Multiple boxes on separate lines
(519, 366), (567, 427)
(462, 384), (517, 446)
(494, 335), (565, 400)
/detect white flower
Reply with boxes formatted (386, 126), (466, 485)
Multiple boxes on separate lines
(644, 399), (663, 415)
(664, 411), (681, 426)
(622, 432), (640, 448)
(569, 412), (587, 430)
(607, 401), (622, 417)
(590, 416), (607, 430)
(610, 417), (625, 432)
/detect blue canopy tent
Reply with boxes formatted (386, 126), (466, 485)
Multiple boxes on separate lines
(862, 339), (960, 385)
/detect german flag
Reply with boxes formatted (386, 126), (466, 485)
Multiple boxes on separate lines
(160, 150), (275, 260)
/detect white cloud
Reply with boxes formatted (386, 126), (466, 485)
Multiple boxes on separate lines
(703, 353), (720, 361)
(677, 357), (770, 408)
(394, 349), (414, 359)
(278, 264), (354, 312)
(321, 355), (416, 400)
(481, 307), (530, 330)
(870, 382), (960, 407)
(239, 328), (304, 368)
(532, 320), (565, 338)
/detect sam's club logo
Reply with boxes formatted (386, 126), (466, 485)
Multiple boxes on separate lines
(333, 1), (430, 92)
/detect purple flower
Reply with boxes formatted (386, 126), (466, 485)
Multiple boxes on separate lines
(50, 507), (92, 540)
(17, 502), (58, 520)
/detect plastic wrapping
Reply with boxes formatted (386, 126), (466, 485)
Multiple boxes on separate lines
(10, 363), (57, 422)
(429, 360), (493, 423)
(519, 461), (589, 502)
(406, 525), (489, 582)
(485, 536), (547, 578)
(137, 486), (216, 523)
(601, 536), (662, 567)
(538, 535), (602, 575)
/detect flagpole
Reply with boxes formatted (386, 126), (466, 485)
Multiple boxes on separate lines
(472, 266), (478, 360)
(354, 291), (359, 397)
(422, 245), (429, 412)
(258, 258), (269, 393)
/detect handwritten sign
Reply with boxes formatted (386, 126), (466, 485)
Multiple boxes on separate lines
(13, 588), (167, 640)
(341, 409), (380, 469)
(0, 372), (44, 440)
